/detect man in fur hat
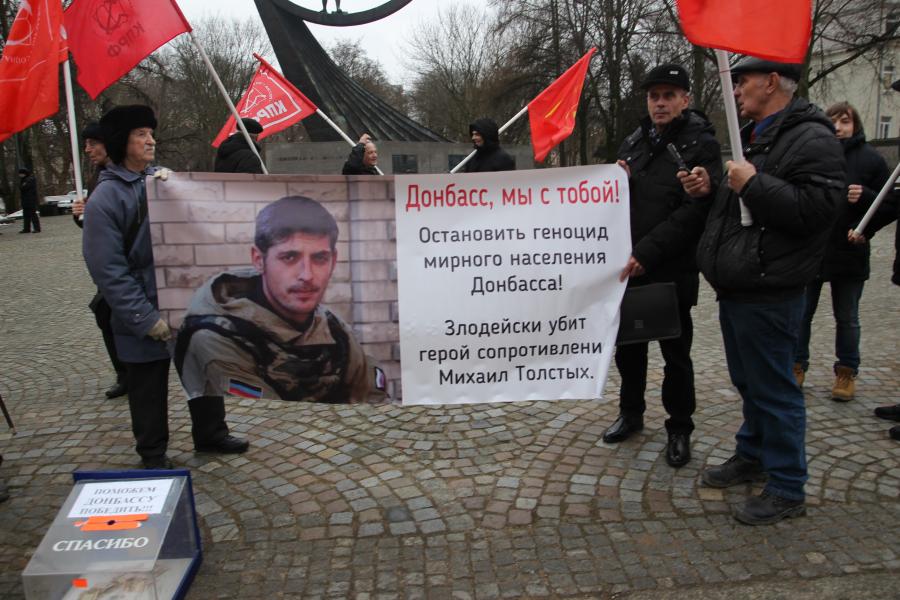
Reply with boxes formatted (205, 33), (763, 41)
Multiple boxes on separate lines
(82, 105), (248, 469)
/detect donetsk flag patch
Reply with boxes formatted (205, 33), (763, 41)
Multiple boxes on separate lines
(228, 378), (264, 399)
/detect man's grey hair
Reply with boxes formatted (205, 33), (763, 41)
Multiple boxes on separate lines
(255, 196), (338, 254)
(778, 76), (799, 96)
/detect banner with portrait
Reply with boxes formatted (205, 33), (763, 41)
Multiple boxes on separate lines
(148, 166), (629, 406)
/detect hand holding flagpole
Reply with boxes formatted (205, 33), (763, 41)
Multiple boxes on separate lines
(715, 50), (753, 226)
(853, 161), (900, 235)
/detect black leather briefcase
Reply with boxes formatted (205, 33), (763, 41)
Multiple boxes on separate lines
(615, 282), (682, 346)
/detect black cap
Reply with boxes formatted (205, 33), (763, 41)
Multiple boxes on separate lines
(641, 63), (690, 92)
(892, 79), (900, 93)
(731, 57), (802, 82)
(100, 105), (157, 164)
(18, 166), (30, 175)
(240, 118), (263, 135)
(81, 121), (104, 142)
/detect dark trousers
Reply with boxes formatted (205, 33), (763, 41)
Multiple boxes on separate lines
(188, 396), (231, 447)
(615, 300), (695, 434)
(124, 359), (170, 460)
(21, 206), (40, 232)
(720, 297), (807, 501)
(92, 295), (126, 382)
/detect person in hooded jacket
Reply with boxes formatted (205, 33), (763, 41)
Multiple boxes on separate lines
(681, 58), (845, 525)
(464, 118), (516, 172)
(602, 64), (722, 470)
(214, 118), (265, 174)
(792, 102), (890, 402)
(83, 105), (248, 470)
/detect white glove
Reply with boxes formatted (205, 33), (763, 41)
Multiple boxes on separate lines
(147, 318), (172, 342)
(152, 168), (172, 182)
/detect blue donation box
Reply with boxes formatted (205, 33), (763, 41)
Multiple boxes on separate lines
(22, 469), (202, 599)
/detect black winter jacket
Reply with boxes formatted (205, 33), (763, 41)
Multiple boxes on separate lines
(342, 143), (379, 175)
(19, 174), (38, 209)
(697, 97), (846, 302)
(818, 132), (889, 281)
(617, 110), (722, 302)
(214, 134), (264, 174)
(862, 187), (899, 286)
(464, 118), (516, 173)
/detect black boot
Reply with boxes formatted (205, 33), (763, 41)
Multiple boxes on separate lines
(189, 396), (249, 454)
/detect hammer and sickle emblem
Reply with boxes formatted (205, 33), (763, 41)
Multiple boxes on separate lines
(92, 0), (131, 36)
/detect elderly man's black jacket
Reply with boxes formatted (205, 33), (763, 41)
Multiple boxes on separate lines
(617, 109), (723, 305)
(697, 97), (846, 302)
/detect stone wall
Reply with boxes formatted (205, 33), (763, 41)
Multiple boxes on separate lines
(147, 172), (402, 399)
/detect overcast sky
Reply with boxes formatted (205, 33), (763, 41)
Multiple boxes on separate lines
(177, 0), (442, 86)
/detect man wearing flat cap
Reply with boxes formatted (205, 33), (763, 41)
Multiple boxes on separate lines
(680, 57), (846, 524)
(83, 105), (248, 470)
(603, 63), (722, 470)
(215, 117), (265, 174)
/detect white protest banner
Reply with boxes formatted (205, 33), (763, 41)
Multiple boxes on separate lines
(396, 164), (630, 405)
(68, 479), (174, 518)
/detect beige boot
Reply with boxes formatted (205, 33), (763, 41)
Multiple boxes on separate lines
(832, 366), (856, 402)
(793, 363), (805, 387)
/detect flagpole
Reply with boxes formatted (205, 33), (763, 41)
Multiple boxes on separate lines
(449, 106), (529, 174)
(188, 32), (269, 175)
(715, 50), (752, 227)
(315, 109), (385, 176)
(853, 161), (900, 235)
(62, 60), (85, 212)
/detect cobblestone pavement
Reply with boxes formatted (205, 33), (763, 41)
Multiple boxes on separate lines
(0, 216), (898, 599)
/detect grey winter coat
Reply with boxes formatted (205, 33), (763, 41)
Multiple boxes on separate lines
(82, 162), (168, 363)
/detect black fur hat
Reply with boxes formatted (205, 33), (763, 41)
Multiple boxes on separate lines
(81, 121), (104, 142)
(100, 105), (157, 164)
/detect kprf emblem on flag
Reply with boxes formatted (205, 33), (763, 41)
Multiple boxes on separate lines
(212, 54), (318, 147)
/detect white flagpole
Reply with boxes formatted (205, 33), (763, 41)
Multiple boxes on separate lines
(853, 161), (900, 235)
(715, 50), (753, 227)
(315, 108), (385, 176)
(189, 32), (269, 174)
(449, 106), (529, 174)
(62, 60), (85, 206)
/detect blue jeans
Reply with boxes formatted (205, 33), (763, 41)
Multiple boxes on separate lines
(719, 297), (807, 501)
(795, 278), (864, 372)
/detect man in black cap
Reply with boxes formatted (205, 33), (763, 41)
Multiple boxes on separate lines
(681, 57), (845, 524)
(602, 63), (722, 469)
(464, 118), (516, 172)
(83, 105), (248, 469)
(18, 166), (40, 234)
(215, 117), (265, 174)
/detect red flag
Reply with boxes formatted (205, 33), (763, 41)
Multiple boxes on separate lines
(212, 54), (319, 148)
(0, 0), (67, 143)
(527, 48), (596, 163)
(64, 0), (192, 99)
(676, 0), (811, 63)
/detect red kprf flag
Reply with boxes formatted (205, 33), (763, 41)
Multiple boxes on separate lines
(527, 48), (596, 162)
(676, 0), (811, 63)
(64, 0), (192, 98)
(212, 54), (319, 147)
(0, 0), (67, 143)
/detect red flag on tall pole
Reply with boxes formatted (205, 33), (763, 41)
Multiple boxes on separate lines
(676, 0), (812, 62)
(0, 0), (67, 143)
(212, 54), (319, 148)
(64, 0), (192, 98)
(527, 48), (596, 162)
